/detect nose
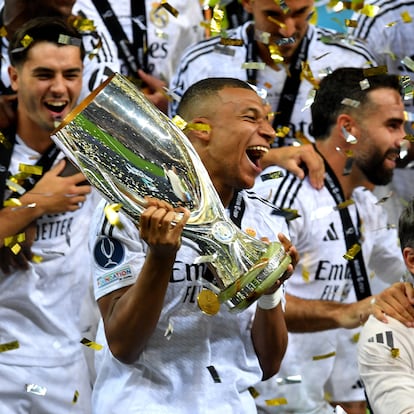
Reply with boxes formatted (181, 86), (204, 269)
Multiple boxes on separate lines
(50, 74), (66, 95)
(279, 17), (296, 38)
(258, 120), (276, 145)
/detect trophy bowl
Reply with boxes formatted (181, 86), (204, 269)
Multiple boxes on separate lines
(52, 73), (291, 313)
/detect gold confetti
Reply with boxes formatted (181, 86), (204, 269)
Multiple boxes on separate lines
(19, 164), (43, 175)
(172, 115), (187, 130)
(401, 11), (412, 23)
(71, 16), (96, 33)
(269, 44), (284, 64)
(0, 131), (11, 149)
(275, 126), (290, 138)
(185, 123), (211, 132)
(0, 26), (7, 37)
(312, 351), (336, 360)
(20, 34), (33, 48)
(248, 386), (260, 398)
(359, 4), (379, 17)
(281, 208), (300, 221)
(266, 397), (288, 406)
(344, 19), (358, 28)
(363, 65), (388, 76)
(390, 347), (400, 358)
(160, 0), (179, 18)
(334, 199), (355, 210)
(268, 16), (286, 28)
(80, 337), (103, 351)
(301, 61), (319, 88)
(343, 243), (361, 261)
(32, 255), (43, 263)
(220, 37), (244, 47)
(104, 203), (124, 229)
(210, 4), (224, 35)
(352, 332), (360, 343)
(3, 198), (22, 208)
(72, 390), (79, 404)
(0, 340), (19, 353)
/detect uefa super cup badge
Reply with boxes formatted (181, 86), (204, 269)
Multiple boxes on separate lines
(211, 221), (236, 244)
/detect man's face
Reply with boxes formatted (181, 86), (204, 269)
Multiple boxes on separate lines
(243, 0), (314, 62)
(9, 41), (83, 133)
(204, 87), (275, 192)
(353, 88), (406, 185)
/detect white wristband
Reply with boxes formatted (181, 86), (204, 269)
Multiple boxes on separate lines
(258, 287), (283, 310)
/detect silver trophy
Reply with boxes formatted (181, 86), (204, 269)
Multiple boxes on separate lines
(52, 73), (291, 313)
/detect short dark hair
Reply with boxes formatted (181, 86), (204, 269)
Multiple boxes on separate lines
(310, 67), (401, 139)
(9, 16), (85, 67)
(177, 77), (254, 120)
(399, 200), (414, 250)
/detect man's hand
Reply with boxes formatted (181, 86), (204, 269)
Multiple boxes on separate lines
(0, 94), (17, 129)
(262, 144), (325, 189)
(139, 197), (190, 259)
(371, 282), (414, 327)
(24, 159), (92, 215)
(137, 69), (169, 114)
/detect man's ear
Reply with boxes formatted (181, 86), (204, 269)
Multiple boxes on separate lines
(241, 0), (253, 14)
(403, 247), (414, 275)
(186, 117), (212, 142)
(8, 66), (19, 92)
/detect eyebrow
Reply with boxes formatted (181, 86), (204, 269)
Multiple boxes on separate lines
(31, 67), (82, 75)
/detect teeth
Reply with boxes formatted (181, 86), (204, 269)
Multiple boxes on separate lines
(247, 145), (269, 154)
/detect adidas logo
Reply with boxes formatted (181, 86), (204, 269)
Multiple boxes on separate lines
(323, 223), (339, 241)
(351, 379), (365, 390)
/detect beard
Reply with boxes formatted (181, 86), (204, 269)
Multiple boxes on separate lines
(356, 147), (398, 186)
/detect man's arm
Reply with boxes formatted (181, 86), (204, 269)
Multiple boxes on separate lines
(284, 293), (374, 332)
(251, 233), (297, 379)
(97, 201), (190, 364)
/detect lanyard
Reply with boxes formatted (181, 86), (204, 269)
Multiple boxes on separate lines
(316, 146), (372, 300)
(229, 190), (246, 229)
(245, 25), (311, 147)
(0, 128), (59, 207)
(91, 0), (147, 74)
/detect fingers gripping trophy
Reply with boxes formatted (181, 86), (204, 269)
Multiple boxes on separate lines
(52, 73), (291, 314)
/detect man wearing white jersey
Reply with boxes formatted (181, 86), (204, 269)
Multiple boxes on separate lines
(358, 200), (414, 414)
(0, 17), (98, 413)
(170, 0), (376, 143)
(253, 67), (407, 414)
(90, 77), (298, 413)
(77, 0), (204, 113)
(350, 0), (414, 246)
(0, 0), (120, 128)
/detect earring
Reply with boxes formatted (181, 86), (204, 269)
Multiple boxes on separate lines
(341, 126), (358, 144)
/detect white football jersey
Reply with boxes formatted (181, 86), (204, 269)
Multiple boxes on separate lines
(90, 190), (289, 414)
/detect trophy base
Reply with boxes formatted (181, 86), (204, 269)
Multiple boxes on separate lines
(218, 242), (291, 312)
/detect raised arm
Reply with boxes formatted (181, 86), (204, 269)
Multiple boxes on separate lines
(97, 200), (190, 364)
